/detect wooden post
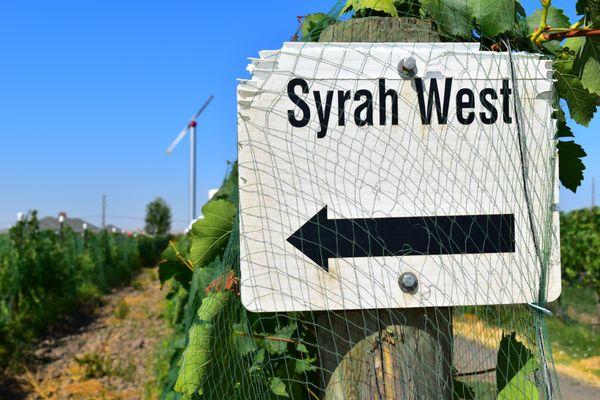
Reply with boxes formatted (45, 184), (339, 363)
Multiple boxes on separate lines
(319, 17), (440, 43)
(314, 17), (453, 400)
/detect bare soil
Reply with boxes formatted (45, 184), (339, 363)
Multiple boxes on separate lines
(3, 268), (170, 400)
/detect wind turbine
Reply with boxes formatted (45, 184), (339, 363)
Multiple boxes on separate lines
(166, 95), (214, 224)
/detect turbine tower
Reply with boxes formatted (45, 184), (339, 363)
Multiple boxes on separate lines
(166, 95), (214, 224)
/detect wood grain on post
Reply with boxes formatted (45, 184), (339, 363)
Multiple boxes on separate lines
(315, 16), (452, 400)
(319, 17), (440, 43)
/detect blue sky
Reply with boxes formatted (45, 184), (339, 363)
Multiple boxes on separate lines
(0, 0), (596, 231)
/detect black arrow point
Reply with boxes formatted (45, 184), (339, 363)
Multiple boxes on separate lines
(287, 206), (333, 272)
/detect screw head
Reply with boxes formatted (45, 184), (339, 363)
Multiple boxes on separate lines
(399, 272), (418, 294)
(398, 57), (417, 79)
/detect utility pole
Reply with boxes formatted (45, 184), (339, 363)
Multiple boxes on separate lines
(102, 194), (107, 228)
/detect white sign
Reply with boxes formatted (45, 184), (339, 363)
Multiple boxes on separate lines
(238, 43), (560, 312)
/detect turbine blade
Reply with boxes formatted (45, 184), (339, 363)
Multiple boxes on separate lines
(166, 127), (188, 154)
(193, 95), (214, 120)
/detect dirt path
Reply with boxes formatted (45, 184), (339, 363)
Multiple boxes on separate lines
(454, 336), (600, 400)
(16, 268), (170, 400)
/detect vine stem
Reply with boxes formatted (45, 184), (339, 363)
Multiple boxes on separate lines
(454, 367), (496, 378)
(307, 387), (320, 400)
(234, 331), (298, 344)
(531, 0), (551, 44)
(168, 240), (194, 271)
(490, 28), (600, 52)
(544, 28), (600, 41)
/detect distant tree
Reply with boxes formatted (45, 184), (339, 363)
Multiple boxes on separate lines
(145, 197), (172, 235)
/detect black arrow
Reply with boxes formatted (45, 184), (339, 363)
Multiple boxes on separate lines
(287, 206), (515, 271)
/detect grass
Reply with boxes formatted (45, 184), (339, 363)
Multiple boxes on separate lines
(75, 351), (136, 381)
(74, 352), (115, 379)
(548, 285), (599, 359)
(544, 284), (600, 383)
(143, 339), (175, 400)
(114, 298), (130, 319)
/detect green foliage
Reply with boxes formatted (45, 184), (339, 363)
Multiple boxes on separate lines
(174, 277), (235, 397)
(145, 197), (173, 236)
(576, 38), (600, 96)
(554, 50), (598, 127)
(560, 208), (600, 295)
(159, 237), (193, 287)
(0, 212), (168, 369)
(418, 0), (524, 39)
(190, 200), (236, 268)
(138, 234), (171, 267)
(341, 0), (399, 17)
(158, 164), (319, 400)
(496, 332), (534, 392)
(452, 376), (476, 399)
(211, 161), (238, 201)
(573, 1), (600, 97)
(269, 377), (289, 397)
(526, 6), (570, 34)
(526, 5), (570, 53)
(301, 13), (334, 42)
(497, 358), (538, 399)
(421, 0), (472, 38)
(469, 0), (522, 37)
(557, 139), (587, 192)
(453, 331), (539, 399)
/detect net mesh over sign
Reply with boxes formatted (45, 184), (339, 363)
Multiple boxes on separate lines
(162, 2), (563, 399)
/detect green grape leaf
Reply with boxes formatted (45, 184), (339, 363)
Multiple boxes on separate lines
(233, 322), (257, 356)
(577, 0), (588, 15)
(269, 377), (290, 398)
(294, 356), (317, 374)
(302, 13), (328, 37)
(576, 38), (600, 97)
(469, 0), (518, 37)
(497, 359), (539, 400)
(174, 284), (234, 397)
(527, 6), (571, 53)
(496, 332), (533, 392)
(301, 13), (334, 42)
(526, 6), (571, 33)
(211, 162), (237, 201)
(174, 324), (209, 396)
(189, 199), (236, 268)
(262, 322), (296, 355)
(558, 139), (587, 192)
(421, 0), (473, 39)
(341, 0), (399, 17)
(296, 343), (309, 353)
(452, 377), (476, 400)
(248, 348), (266, 374)
(158, 238), (192, 286)
(555, 107), (574, 138)
(554, 57), (598, 126)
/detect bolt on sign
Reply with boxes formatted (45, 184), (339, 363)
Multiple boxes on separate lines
(237, 43), (561, 313)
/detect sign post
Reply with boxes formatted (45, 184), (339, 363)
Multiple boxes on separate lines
(238, 19), (559, 398)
